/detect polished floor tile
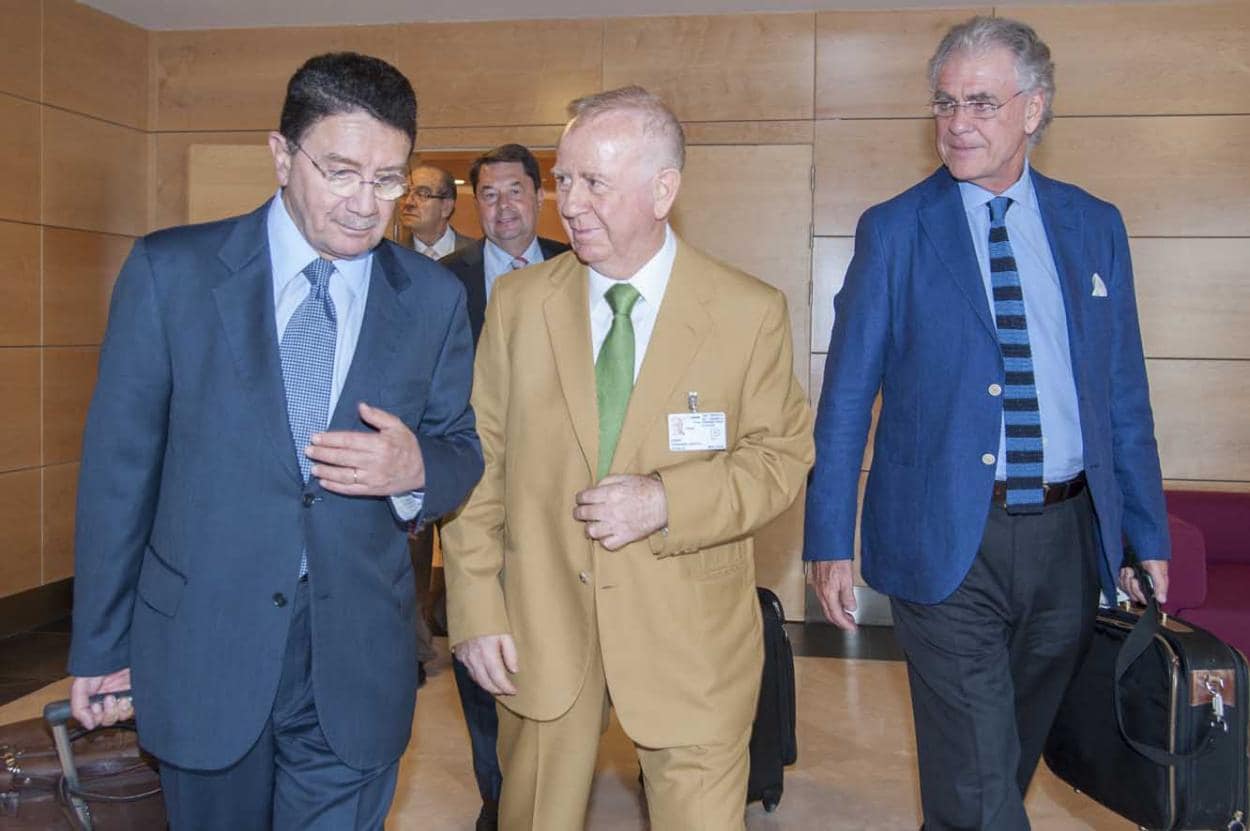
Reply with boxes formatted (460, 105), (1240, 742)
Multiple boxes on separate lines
(0, 642), (1133, 829)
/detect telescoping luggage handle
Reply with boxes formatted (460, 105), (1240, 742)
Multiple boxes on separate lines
(43, 690), (156, 831)
(1113, 568), (1227, 767)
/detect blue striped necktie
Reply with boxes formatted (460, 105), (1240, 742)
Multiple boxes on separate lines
(989, 196), (1044, 514)
(281, 257), (338, 574)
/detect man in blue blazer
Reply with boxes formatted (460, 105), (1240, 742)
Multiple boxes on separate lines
(805, 17), (1170, 829)
(67, 53), (482, 830)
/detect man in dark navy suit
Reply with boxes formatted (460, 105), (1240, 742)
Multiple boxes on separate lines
(805, 17), (1170, 830)
(438, 142), (568, 831)
(68, 52), (482, 830)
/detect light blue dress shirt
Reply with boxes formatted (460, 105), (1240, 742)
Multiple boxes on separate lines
(958, 162), (1084, 483)
(267, 192), (421, 519)
(483, 235), (545, 303)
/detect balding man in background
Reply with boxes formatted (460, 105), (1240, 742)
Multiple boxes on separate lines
(398, 163), (474, 259)
(442, 87), (812, 831)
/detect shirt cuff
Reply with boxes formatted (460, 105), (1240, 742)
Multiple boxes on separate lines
(390, 490), (424, 522)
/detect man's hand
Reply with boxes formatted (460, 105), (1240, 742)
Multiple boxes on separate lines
(807, 560), (858, 632)
(308, 402), (425, 496)
(1120, 558), (1170, 606)
(70, 668), (133, 729)
(455, 634), (519, 696)
(572, 474), (668, 551)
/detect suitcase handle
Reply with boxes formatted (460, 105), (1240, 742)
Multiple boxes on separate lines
(1113, 598), (1223, 767)
(43, 691), (133, 729)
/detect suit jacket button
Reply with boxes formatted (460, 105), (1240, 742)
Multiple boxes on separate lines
(988, 383), (1002, 397)
(273, 593), (287, 607)
(981, 453), (996, 466)
(578, 571), (591, 585)
(302, 493), (315, 507)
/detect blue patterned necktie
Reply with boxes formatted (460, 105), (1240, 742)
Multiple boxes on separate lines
(989, 197), (1044, 514)
(281, 257), (338, 574)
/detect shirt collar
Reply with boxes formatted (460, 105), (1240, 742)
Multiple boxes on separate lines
(266, 190), (371, 299)
(957, 158), (1039, 218)
(589, 224), (676, 310)
(415, 224), (455, 256)
(484, 236), (544, 272)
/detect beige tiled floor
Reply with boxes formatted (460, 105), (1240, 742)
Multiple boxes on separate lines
(1, 647), (1132, 829)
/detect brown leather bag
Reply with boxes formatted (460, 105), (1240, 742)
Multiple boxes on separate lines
(1, 696), (164, 830)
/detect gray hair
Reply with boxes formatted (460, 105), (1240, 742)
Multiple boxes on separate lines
(566, 85), (686, 171)
(928, 16), (1056, 145)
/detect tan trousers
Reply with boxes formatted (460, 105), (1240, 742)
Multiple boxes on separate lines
(496, 636), (751, 831)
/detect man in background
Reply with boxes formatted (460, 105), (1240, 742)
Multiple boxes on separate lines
(804, 17), (1170, 829)
(398, 163), (474, 259)
(68, 52), (482, 830)
(443, 87), (812, 830)
(440, 143), (569, 343)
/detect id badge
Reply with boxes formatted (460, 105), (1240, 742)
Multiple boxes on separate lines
(668, 412), (727, 452)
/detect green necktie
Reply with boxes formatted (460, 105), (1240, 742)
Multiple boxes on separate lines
(596, 282), (642, 479)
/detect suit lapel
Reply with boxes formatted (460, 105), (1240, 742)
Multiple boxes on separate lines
(329, 243), (408, 431)
(918, 170), (997, 341)
(542, 256), (599, 478)
(461, 244), (488, 343)
(1033, 170), (1089, 384)
(212, 201), (302, 484)
(610, 241), (712, 475)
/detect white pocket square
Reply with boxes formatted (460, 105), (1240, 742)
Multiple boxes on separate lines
(1091, 272), (1108, 298)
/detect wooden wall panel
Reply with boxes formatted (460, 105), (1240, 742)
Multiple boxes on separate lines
(0, 348), (41, 472)
(43, 109), (149, 236)
(0, 0), (41, 101)
(816, 8), (990, 118)
(42, 463), (77, 583)
(153, 131), (267, 230)
(187, 144), (277, 225)
(42, 347), (98, 466)
(812, 236), (853, 353)
(670, 144), (813, 388)
(153, 26), (397, 132)
(395, 20), (601, 129)
(0, 469), (42, 597)
(0, 95), (42, 225)
(603, 14), (816, 122)
(1011, 2), (1250, 117)
(814, 118), (935, 236)
(683, 121), (814, 146)
(43, 229), (132, 347)
(416, 125), (564, 152)
(1033, 115), (1250, 237)
(1149, 359), (1250, 482)
(43, 0), (149, 129)
(1132, 238), (1250, 361)
(0, 222), (41, 346)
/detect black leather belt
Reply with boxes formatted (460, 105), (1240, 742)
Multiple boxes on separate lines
(991, 472), (1086, 508)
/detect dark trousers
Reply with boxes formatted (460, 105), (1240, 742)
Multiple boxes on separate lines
(453, 656), (502, 805)
(409, 526), (438, 663)
(891, 489), (1101, 831)
(158, 580), (400, 831)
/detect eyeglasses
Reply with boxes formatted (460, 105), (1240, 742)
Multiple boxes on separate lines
(930, 89), (1025, 119)
(407, 187), (454, 202)
(289, 142), (409, 201)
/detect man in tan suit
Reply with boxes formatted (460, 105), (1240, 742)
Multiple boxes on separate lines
(442, 86), (813, 830)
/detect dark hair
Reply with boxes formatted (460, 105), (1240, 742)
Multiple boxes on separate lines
(279, 52), (417, 148)
(468, 144), (542, 194)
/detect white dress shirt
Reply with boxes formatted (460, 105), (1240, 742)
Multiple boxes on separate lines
(412, 224), (458, 260)
(589, 225), (676, 381)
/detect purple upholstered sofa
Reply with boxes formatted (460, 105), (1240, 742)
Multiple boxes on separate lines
(1163, 490), (1250, 660)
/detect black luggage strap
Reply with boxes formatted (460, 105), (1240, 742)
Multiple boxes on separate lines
(1113, 572), (1224, 767)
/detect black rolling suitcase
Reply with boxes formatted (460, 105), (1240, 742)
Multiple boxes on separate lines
(1044, 586), (1249, 830)
(747, 587), (798, 813)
